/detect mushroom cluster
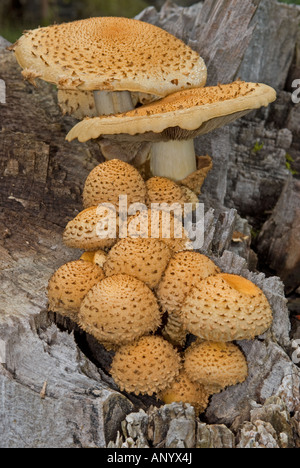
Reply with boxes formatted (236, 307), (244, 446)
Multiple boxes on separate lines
(11, 17), (276, 414)
(46, 158), (273, 413)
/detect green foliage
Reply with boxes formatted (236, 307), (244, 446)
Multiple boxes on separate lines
(285, 153), (298, 175)
(251, 141), (264, 154)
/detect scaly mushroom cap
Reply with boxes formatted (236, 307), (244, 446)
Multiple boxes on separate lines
(57, 89), (97, 119)
(104, 237), (172, 289)
(158, 369), (211, 414)
(157, 251), (220, 313)
(63, 206), (118, 251)
(12, 17), (206, 95)
(110, 335), (182, 396)
(184, 341), (248, 393)
(146, 177), (188, 207)
(78, 274), (162, 347)
(127, 208), (193, 253)
(83, 159), (147, 209)
(47, 260), (104, 321)
(181, 273), (273, 342)
(66, 81), (276, 143)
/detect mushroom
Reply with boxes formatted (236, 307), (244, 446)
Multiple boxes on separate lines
(11, 17), (207, 118)
(157, 251), (221, 313)
(184, 341), (248, 394)
(82, 159), (147, 210)
(78, 274), (162, 349)
(63, 205), (118, 252)
(180, 273), (273, 342)
(127, 207), (193, 254)
(47, 260), (104, 321)
(157, 250), (220, 347)
(67, 80), (276, 181)
(158, 369), (211, 415)
(103, 237), (172, 289)
(145, 176), (190, 207)
(110, 335), (182, 396)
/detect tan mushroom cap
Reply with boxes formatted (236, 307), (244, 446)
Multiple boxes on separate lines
(158, 369), (211, 414)
(57, 89), (97, 119)
(127, 208), (193, 253)
(47, 260), (104, 321)
(104, 237), (172, 289)
(146, 177), (188, 207)
(110, 335), (182, 396)
(157, 251), (221, 313)
(83, 159), (147, 210)
(78, 274), (162, 348)
(66, 81), (276, 143)
(181, 273), (273, 342)
(12, 17), (206, 95)
(63, 205), (118, 251)
(184, 341), (248, 393)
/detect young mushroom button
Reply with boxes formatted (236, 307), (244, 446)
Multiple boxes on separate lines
(67, 81), (276, 181)
(10, 17), (207, 117)
(180, 273), (273, 342)
(110, 335), (182, 396)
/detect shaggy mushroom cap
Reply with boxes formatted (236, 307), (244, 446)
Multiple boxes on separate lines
(57, 89), (97, 119)
(158, 369), (211, 414)
(83, 159), (147, 209)
(157, 250), (220, 313)
(184, 341), (248, 393)
(180, 273), (273, 342)
(104, 237), (172, 289)
(146, 177), (188, 207)
(66, 81), (276, 143)
(127, 208), (193, 253)
(47, 260), (104, 321)
(12, 17), (206, 96)
(63, 205), (118, 251)
(110, 335), (182, 396)
(78, 274), (162, 347)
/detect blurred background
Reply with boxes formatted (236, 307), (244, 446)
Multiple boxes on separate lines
(0, 0), (299, 43)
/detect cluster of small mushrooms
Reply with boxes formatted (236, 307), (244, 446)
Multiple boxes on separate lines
(11, 16), (276, 414)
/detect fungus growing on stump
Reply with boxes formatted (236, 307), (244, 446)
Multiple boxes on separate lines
(47, 260), (105, 321)
(158, 369), (211, 415)
(82, 159), (147, 210)
(184, 341), (248, 394)
(110, 335), (182, 396)
(157, 250), (221, 347)
(103, 237), (172, 289)
(181, 273), (273, 342)
(11, 17), (207, 118)
(63, 205), (118, 251)
(78, 274), (162, 349)
(67, 81), (276, 181)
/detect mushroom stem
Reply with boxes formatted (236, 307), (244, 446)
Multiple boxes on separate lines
(93, 90), (134, 115)
(149, 139), (197, 181)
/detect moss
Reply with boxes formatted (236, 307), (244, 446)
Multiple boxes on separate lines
(285, 153), (298, 176)
(251, 141), (264, 154)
